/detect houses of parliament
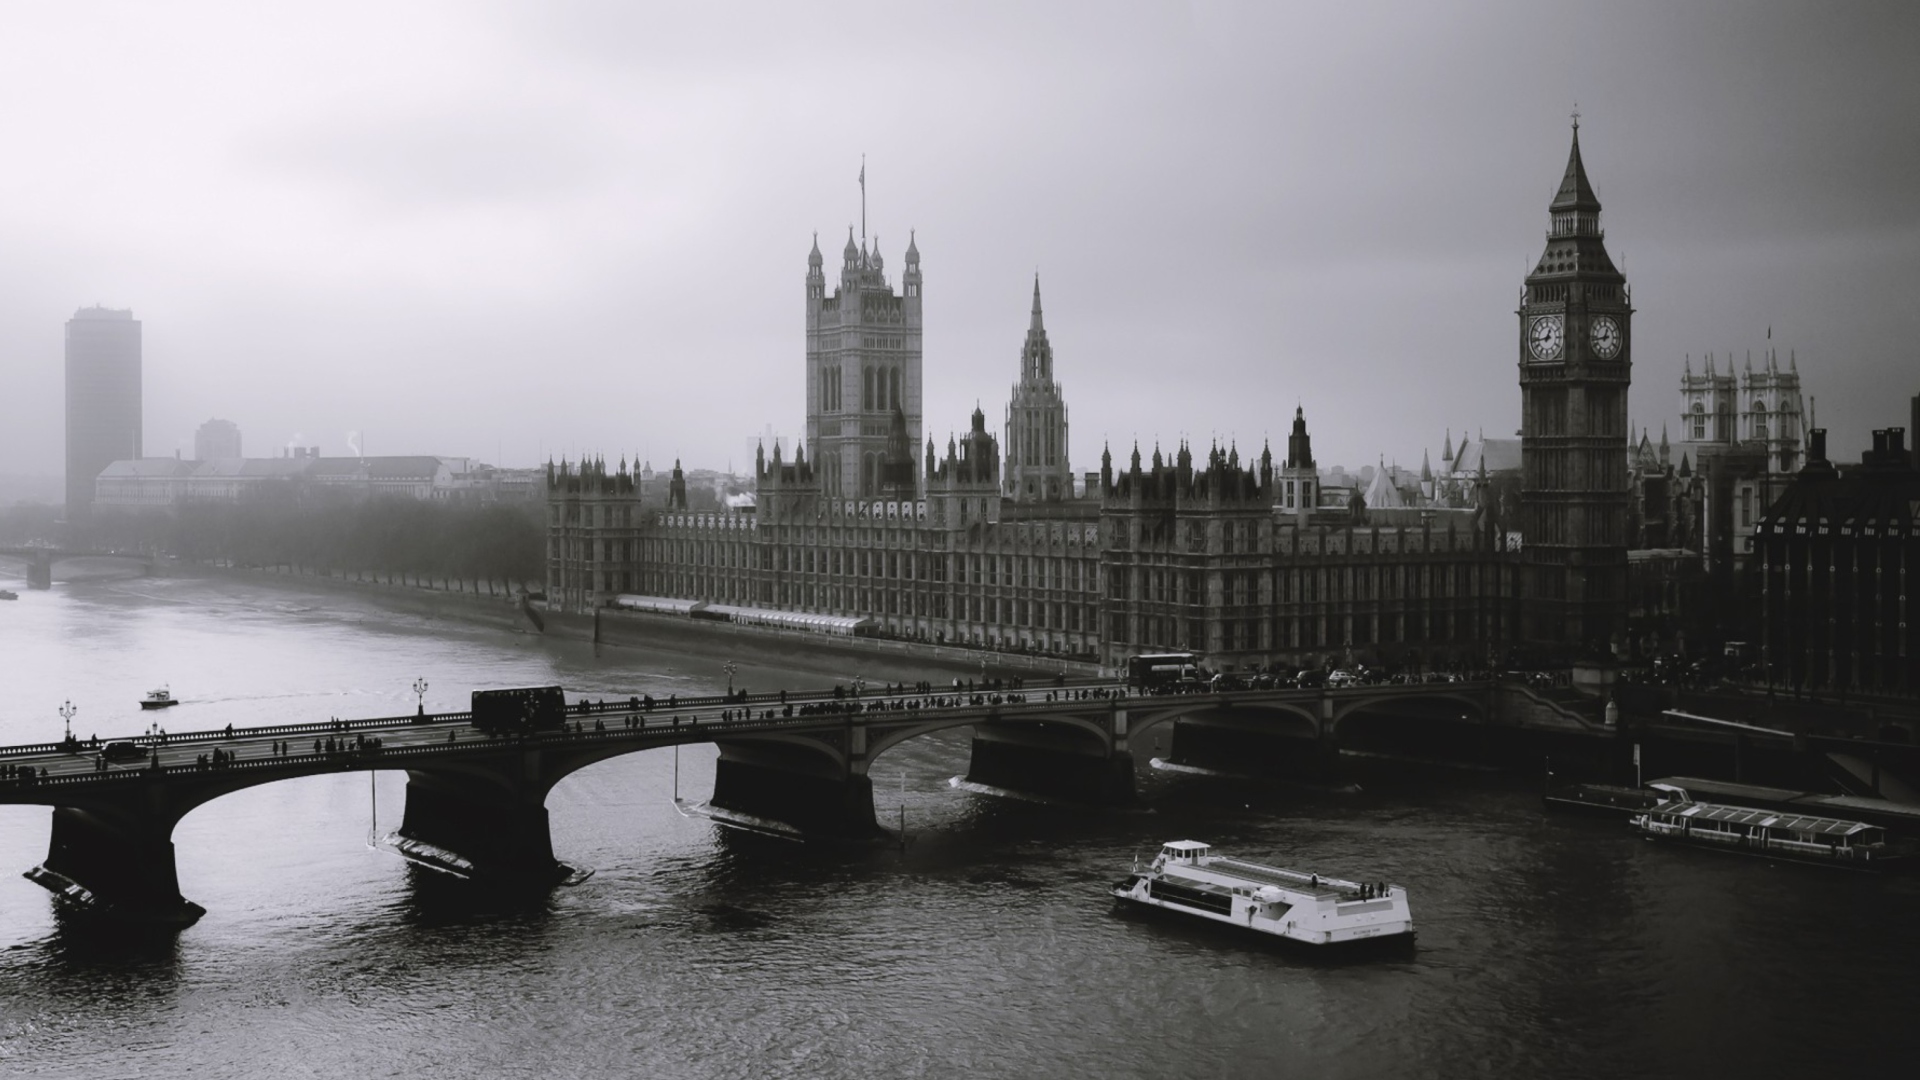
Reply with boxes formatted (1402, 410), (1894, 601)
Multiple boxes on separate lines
(546, 127), (1642, 672)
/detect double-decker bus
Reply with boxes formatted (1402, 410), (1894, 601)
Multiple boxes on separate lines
(469, 686), (568, 733)
(1125, 653), (1202, 691)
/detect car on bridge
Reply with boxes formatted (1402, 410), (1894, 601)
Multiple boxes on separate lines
(101, 740), (146, 764)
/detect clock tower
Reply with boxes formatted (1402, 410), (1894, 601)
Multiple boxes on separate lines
(1517, 119), (1632, 659)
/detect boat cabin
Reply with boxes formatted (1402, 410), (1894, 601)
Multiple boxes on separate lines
(1640, 802), (1888, 860)
(1157, 841), (1211, 865)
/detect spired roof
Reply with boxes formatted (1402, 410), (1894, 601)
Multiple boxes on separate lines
(1363, 460), (1406, 509)
(1551, 125), (1601, 212)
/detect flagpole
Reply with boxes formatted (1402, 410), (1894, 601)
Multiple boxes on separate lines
(860, 154), (866, 242)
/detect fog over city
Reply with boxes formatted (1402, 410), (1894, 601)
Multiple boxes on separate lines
(1, 2), (1914, 482)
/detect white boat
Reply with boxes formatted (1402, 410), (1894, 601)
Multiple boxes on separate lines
(1112, 840), (1414, 947)
(140, 687), (179, 709)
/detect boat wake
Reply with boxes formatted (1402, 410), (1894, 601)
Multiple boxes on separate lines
(945, 775), (1066, 805)
(1148, 758), (1363, 794)
(1337, 748), (1503, 773)
(673, 798), (807, 842)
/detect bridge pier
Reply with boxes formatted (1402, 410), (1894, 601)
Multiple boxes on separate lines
(394, 768), (569, 886)
(25, 806), (206, 926)
(964, 717), (1134, 804)
(709, 741), (879, 839)
(26, 551), (52, 589)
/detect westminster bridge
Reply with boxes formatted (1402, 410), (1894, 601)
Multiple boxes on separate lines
(0, 677), (1609, 925)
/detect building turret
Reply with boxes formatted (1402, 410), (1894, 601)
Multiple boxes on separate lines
(1278, 406), (1317, 524)
(927, 403), (1000, 526)
(806, 233), (825, 302)
(903, 230), (921, 299)
(668, 459), (687, 510)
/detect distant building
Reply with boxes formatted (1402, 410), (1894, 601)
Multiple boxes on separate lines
(1755, 426), (1918, 695)
(194, 419), (242, 461)
(65, 306), (142, 518)
(1677, 348), (1805, 574)
(93, 455), (479, 508)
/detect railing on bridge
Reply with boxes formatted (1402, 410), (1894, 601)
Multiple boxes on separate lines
(0, 684), (1127, 791)
(1, 676), (1507, 791)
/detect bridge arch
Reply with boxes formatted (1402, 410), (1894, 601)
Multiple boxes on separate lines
(1327, 690), (1489, 737)
(862, 708), (1111, 767)
(1124, 699), (1321, 749)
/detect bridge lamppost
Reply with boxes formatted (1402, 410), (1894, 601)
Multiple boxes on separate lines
(413, 678), (429, 717)
(724, 660), (737, 697)
(59, 700), (76, 743)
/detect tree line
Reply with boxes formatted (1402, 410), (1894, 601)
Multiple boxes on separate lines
(81, 481), (546, 595)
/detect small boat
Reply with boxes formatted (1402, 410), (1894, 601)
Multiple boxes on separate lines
(1112, 840), (1414, 947)
(1544, 780), (1690, 817)
(0, 589), (17, 600)
(1632, 799), (1913, 872)
(140, 688), (180, 709)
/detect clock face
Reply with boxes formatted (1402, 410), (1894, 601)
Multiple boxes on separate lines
(1527, 315), (1564, 361)
(1590, 316), (1622, 359)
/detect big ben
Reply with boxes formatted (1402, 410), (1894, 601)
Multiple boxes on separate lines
(1518, 118), (1631, 659)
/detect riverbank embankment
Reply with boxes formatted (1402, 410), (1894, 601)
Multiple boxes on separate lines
(180, 561), (1089, 681)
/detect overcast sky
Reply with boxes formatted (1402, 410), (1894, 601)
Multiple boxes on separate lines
(2, 1), (1915, 483)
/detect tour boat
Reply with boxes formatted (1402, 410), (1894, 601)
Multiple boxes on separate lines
(1111, 840), (1415, 947)
(1632, 800), (1912, 872)
(0, 589), (17, 600)
(140, 688), (179, 709)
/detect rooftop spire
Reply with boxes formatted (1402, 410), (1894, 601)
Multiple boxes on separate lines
(1550, 115), (1602, 214)
(1030, 273), (1045, 332)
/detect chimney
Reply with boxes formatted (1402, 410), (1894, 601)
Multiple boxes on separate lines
(1808, 428), (1828, 464)
(1912, 394), (1920, 470)
(1888, 427), (1908, 466)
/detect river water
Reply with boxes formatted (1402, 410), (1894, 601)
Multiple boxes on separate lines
(1, 565), (1914, 1078)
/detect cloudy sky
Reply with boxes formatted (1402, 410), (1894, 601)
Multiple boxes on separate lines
(2, 1), (1915, 485)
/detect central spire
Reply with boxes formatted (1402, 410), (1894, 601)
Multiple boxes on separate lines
(1551, 119), (1601, 213)
(1030, 274), (1045, 332)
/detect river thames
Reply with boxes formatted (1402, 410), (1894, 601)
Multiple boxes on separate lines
(1, 565), (1915, 1078)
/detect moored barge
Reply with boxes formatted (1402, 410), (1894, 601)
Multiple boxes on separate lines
(1112, 840), (1414, 947)
(1632, 801), (1913, 872)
